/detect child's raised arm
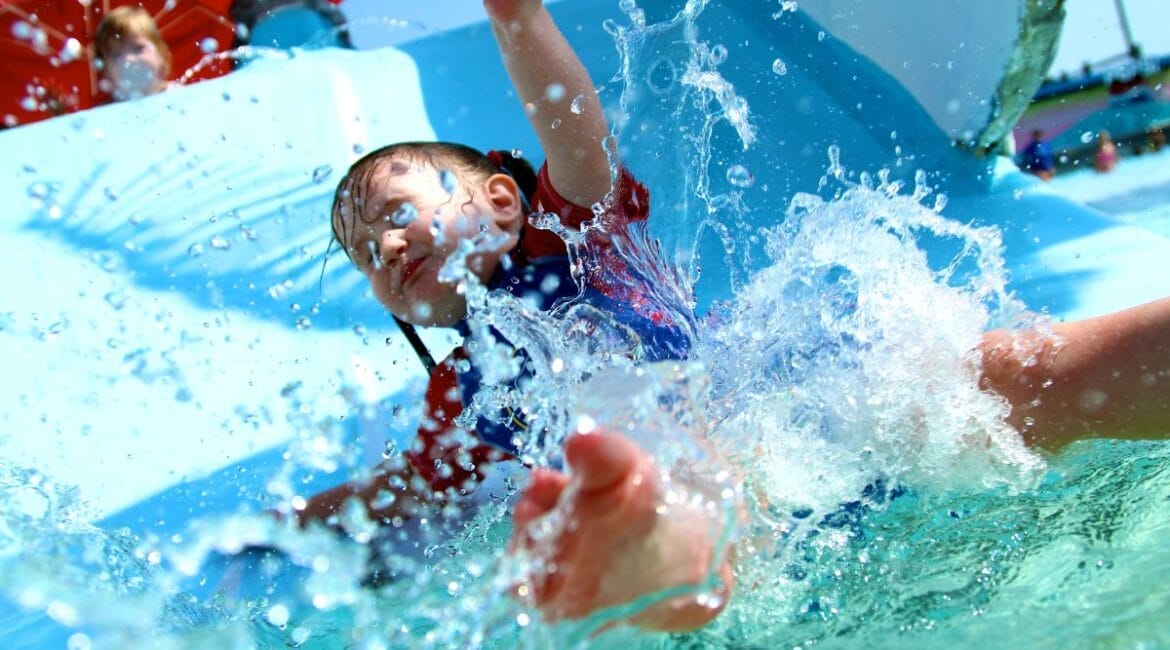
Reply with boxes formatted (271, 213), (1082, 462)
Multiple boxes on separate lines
(484, 0), (613, 208)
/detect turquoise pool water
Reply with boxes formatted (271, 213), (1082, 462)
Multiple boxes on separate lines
(2, 2), (1169, 648)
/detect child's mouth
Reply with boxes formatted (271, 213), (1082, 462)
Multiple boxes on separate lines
(400, 257), (426, 287)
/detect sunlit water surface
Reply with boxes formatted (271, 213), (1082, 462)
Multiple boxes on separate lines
(3, 5), (1170, 650)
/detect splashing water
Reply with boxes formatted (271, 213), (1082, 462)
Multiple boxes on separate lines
(3, 2), (1170, 649)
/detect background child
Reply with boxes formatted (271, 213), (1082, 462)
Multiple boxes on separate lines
(94, 6), (171, 102)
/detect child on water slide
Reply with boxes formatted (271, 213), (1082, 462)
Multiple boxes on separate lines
(302, 0), (1170, 632)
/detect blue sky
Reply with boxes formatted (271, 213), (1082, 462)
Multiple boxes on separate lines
(343, 0), (1168, 77)
(1050, 0), (1169, 74)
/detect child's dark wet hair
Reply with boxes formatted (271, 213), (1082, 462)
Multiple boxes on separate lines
(331, 141), (536, 262)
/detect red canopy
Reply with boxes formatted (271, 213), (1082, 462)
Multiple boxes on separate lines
(0, 0), (235, 127)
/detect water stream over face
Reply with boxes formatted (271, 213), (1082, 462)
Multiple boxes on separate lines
(3, 2), (1169, 648)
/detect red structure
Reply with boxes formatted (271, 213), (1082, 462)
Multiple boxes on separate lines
(0, 0), (235, 127)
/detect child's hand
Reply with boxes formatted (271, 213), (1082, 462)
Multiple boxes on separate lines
(510, 431), (732, 632)
(483, 0), (542, 24)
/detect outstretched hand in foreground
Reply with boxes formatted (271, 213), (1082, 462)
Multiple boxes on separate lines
(510, 431), (734, 632)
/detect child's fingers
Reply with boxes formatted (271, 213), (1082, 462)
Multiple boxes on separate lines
(564, 431), (640, 493)
(511, 468), (569, 533)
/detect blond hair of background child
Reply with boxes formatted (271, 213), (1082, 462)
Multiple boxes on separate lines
(94, 6), (172, 102)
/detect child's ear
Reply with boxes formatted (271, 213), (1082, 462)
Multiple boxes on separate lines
(483, 173), (524, 234)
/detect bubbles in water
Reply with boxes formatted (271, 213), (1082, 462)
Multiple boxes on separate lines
(199, 37), (219, 54)
(295, 316), (312, 330)
(187, 243), (204, 257)
(771, 58), (788, 76)
(1079, 131), (1094, 144)
(726, 164), (755, 188)
(312, 165), (333, 184)
(209, 235), (230, 250)
(818, 30), (827, 42)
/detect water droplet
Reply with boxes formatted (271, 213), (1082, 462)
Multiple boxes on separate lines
(199, 37), (219, 54)
(439, 169), (458, 195)
(266, 604), (290, 627)
(726, 164), (755, 188)
(11, 21), (31, 40)
(209, 235), (230, 250)
(295, 316), (312, 330)
(187, 243), (204, 257)
(550, 118), (562, 129)
(545, 82), (566, 102)
(710, 44), (728, 65)
(1079, 131), (1094, 144)
(104, 290), (128, 310)
(540, 273), (561, 294)
(570, 93), (586, 114)
(772, 58), (788, 75)
(412, 302), (433, 321)
(312, 165), (333, 184)
(827, 144), (843, 179)
(429, 221), (446, 246)
(510, 148), (523, 159)
(27, 180), (58, 201)
(367, 240), (383, 270)
(59, 38), (82, 63)
(647, 58), (677, 94)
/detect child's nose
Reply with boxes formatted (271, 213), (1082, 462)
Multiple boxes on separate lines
(380, 229), (408, 262)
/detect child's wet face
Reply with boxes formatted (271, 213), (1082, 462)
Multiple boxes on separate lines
(102, 32), (166, 100)
(339, 160), (520, 327)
